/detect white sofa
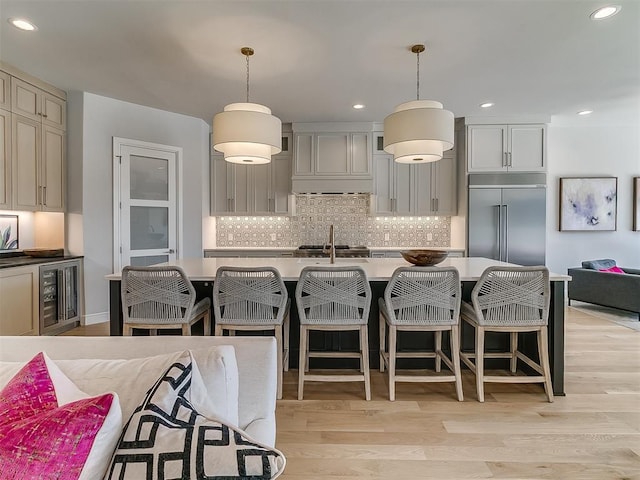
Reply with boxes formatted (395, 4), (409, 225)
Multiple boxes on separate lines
(0, 335), (278, 447)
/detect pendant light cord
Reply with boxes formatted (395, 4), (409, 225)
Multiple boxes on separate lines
(416, 48), (420, 101)
(246, 52), (250, 103)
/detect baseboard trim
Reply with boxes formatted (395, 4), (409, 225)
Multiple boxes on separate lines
(83, 312), (109, 326)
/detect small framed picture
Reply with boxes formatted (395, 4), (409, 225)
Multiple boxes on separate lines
(559, 177), (617, 231)
(634, 177), (640, 232)
(0, 215), (19, 250)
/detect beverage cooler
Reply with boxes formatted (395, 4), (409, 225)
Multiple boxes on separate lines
(40, 259), (81, 335)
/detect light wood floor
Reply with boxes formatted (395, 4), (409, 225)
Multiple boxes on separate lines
(66, 308), (640, 479)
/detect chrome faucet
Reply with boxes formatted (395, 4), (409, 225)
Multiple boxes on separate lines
(323, 224), (335, 264)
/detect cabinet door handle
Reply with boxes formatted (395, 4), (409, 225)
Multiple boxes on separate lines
(503, 152), (508, 167)
(43, 186), (47, 206)
(508, 152), (513, 167)
(435, 198), (439, 212)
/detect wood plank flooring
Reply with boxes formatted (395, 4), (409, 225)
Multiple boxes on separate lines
(65, 307), (640, 478)
(275, 307), (640, 479)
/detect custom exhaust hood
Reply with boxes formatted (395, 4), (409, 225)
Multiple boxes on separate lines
(291, 123), (374, 194)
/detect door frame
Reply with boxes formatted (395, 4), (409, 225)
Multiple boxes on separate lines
(112, 137), (183, 272)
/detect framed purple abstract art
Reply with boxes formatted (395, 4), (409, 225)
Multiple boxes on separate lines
(559, 177), (617, 231)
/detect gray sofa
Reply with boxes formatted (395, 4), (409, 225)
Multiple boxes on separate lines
(568, 259), (640, 319)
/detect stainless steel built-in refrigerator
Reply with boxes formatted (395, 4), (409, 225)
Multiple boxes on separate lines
(468, 173), (546, 266)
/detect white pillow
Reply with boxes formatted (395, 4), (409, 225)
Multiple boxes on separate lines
(104, 351), (285, 479)
(0, 346), (240, 427)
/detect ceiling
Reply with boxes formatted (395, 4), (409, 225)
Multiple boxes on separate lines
(1, 0), (638, 125)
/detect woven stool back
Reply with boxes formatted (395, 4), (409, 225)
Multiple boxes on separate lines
(471, 266), (550, 327)
(296, 266), (371, 325)
(384, 266), (460, 326)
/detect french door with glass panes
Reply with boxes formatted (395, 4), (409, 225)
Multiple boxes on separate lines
(113, 138), (181, 271)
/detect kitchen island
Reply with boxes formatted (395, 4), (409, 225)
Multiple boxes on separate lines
(107, 257), (570, 394)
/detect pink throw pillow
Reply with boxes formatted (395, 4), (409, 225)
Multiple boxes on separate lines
(599, 266), (625, 274)
(0, 352), (122, 480)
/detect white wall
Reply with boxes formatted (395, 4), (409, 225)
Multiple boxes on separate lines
(546, 112), (640, 275)
(67, 92), (209, 323)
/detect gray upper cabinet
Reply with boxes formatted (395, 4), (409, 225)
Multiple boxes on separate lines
(0, 109), (10, 209)
(11, 77), (66, 130)
(291, 123), (372, 193)
(210, 143), (292, 216)
(466, 124), (546, 172)
(1, 65), (66, 212)
(0, 71), (9, 111)
(373, 136), (457, 216)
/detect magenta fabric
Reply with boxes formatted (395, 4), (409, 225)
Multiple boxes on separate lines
(0, 352), (115, 480)
(599, 266), (625, 274)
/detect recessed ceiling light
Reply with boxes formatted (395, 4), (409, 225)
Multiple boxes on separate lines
(353, 104), (365, 110)
(8, 18), (37, 31)
(590, 5), (621, 19)
(577, 110), (593, 115)
(480, 102), (494, 108)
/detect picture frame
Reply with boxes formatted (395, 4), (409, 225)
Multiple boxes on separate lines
(559, 177), (617, 231)
(634, 177), (640, 232)
(0, 214), (19, 250)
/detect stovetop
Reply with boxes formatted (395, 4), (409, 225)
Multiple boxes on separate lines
(295, 245), (370, 258)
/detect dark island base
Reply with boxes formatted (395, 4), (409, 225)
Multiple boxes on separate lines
(109, 279), (565, 395)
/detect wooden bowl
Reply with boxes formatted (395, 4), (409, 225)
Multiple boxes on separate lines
(23, 248), (64, 258)
(400, 249), (448, 266)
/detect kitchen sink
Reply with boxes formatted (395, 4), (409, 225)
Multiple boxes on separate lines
(296, 258), (369, 264)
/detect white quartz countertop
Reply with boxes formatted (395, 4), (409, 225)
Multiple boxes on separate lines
(106, 257), (570, 282)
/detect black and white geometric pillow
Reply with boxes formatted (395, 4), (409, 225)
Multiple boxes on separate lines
(104, 351), (286, 479)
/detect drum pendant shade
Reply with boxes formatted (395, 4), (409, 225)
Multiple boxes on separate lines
(212, 47), (281, 164)
(213, 102), (282, 165)
(383, 100), (454, 163)
(383, 45), (454, 163)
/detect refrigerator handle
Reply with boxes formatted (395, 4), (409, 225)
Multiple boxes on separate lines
(502, 205), (509, 262)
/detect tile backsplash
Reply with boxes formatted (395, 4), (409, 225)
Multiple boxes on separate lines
(216, 195), (451, 248)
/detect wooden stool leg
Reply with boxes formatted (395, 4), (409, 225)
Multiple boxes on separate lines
(476, 326), (485, 403)
(360, 325), (371, 401)
(510, 331), (518, 373)
(123, 324), (132, 336)
(283, 314), (290, 372)
(149, 329), (157, 336)
(538, 327), (554, 403)
(275, 325), (284, 400)
(214, 324), (222, 336)
(182, 324), (191, 336)
(389, 325), (397, 401)
(298, 326), (308, 400)
(379, 313), (386, 373)
(435, 331), (442, 373)
(450, 325), (464, 402)
(203, 312), (211, 336)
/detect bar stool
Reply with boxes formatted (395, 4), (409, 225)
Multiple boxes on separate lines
(379, 266), (463, 401)
(213, 266), (290, 400)
(460, 266), (554, 402)
(121, 266), (211, 336)
(295, 266), (372, 400)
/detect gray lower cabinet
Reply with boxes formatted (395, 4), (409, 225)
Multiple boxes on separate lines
(370, 249), (464, 258)
(204, 249), (295, 258)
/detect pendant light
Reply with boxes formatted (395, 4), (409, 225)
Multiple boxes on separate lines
(383, 45), (454, 163)
(213, 47), (281, 164)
